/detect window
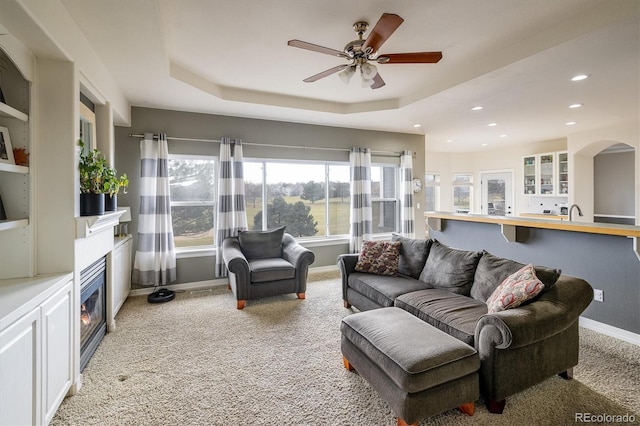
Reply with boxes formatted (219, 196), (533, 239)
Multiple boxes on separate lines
(168, 156), (216, 248)
(424, 173), (440, 211)
(244, 160), (397, 238)
(371, 165), (398, 233)
(452, 173), (473, 213)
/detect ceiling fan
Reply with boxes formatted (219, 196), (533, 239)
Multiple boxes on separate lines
(287, 13), (443, 89)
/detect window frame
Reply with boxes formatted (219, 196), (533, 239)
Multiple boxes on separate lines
(452, 172), (474, 213)
(168, 154), (217, 252)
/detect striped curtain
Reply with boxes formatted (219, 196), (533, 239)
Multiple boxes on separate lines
(400, 150), (415, 238)
(132, 133), (177, 286)
(349, 147), (372, 253)
(215, 138), (248, 277)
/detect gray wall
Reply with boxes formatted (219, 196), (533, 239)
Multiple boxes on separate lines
(430, 219), (640, 334)
(115, 107), (425, 286)
(594, 150), (635, 216)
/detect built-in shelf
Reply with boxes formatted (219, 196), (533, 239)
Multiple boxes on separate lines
(76, 210), (125, 238)
(0, 102), (29, 122)
(0, 163), (29, 174)
(0, 219), (29, 232)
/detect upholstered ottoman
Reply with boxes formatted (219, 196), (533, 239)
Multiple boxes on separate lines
(341, 307), (480, 426)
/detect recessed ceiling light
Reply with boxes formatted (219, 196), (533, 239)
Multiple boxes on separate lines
(471, 106), (483, 111)
(499, 134), (508, 138)
(569, 103), (583, 109)
(571, 74), (590, 81)
(446, 139), (453, 143)
(413, 123), (422, 128)
(566, 121), (577, 126)
(488, 122), (497, 127)
(481, 143), (489, 146)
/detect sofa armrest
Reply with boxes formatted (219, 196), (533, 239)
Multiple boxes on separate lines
(475, 275), (593, 350)
(221, 237), (250, 277)
(282, 233), (315, 276)
(337, 253), (360, 301)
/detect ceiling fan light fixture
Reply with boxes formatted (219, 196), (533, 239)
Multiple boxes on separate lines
(361, 62), (378, 80)
(339, 66), (356, 84)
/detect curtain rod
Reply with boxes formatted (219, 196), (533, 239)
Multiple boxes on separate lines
(128, 133), (413, 157)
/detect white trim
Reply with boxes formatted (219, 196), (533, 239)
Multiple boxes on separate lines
(309, 264), (340, 273)
(176, 247), (216, 258)
(579, 316), (640, 346)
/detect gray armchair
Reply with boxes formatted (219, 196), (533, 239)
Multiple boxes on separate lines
(221, 227), (315, 309)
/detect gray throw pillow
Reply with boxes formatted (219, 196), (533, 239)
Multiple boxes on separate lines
(391, 234), (432, 279)
(238, 226), (286, 260)
(470, 250), (561, 302)
(419, 240), (482, 296)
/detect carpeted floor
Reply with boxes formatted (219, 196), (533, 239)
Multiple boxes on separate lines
(52, 272), (640, 425)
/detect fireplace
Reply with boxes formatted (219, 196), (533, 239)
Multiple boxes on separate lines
(80, 256), (107, 372)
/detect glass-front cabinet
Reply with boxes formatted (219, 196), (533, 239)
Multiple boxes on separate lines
(522, 152), (568, 197)
(523, 156), (536, 195)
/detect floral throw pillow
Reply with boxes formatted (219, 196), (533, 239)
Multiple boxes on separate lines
(354, 241), (402, 276)
(486, 263), (545, 313)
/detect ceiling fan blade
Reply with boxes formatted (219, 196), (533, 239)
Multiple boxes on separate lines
(288, 40), (348, 58)
(303, 65), (349, 82)
(371, 73), (385, 89)
(362, 13), (404, 54)
(377, 52), (443, 64)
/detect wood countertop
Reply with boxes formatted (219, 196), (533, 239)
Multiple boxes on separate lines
(425, 211), (640, 238)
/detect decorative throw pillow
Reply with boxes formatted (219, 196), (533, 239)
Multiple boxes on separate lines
(419, 240), (482, 296)
(471, 251), (561, 302)
(354, 241), (402, 276)
(486, 263), (545, 313)
(391, 234), (432, 279)
(238, 226), (286, 260)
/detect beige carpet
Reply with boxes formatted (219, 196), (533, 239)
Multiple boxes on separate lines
(52, 272), (640, 425)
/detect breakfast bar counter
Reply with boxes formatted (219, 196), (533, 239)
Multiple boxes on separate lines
(424, 211), (640, 339)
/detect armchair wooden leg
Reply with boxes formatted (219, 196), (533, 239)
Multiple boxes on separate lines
(236, 300), (246, 310)
(397, 418), (418, 426)
(458, 402), (475, 416)
(343, 300), (351, 308)
(227, 283), (231, 290)
(559, 368), (574, 380)
(487, 398), (506, 414)
(342, 356), (354, 372)
(296, 292), (305, 300)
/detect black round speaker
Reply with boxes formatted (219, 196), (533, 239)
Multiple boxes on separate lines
(147, 288), (176, 304)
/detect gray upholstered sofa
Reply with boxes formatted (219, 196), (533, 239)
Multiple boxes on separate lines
(337, 235), (593, 413)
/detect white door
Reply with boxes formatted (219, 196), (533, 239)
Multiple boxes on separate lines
(481, 171), (514, 216)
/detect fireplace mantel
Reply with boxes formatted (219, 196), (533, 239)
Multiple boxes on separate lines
(76, 210), (125, 238)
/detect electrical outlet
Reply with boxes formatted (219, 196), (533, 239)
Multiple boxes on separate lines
(593, 289), (604, 302)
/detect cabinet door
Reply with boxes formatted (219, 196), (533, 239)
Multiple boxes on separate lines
(41, 281), (73, 424)
(557, 151), (569, 195)
(539, 153), (555, 195)
(523, 156), (536, 195)
(0, 310), (40, 426)
(113, 238), (132, 317)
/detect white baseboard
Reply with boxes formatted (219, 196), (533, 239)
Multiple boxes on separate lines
(579, 316), (640, 346)
(128, 265), (339, 297)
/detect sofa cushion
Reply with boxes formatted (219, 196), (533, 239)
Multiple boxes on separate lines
(348, 272), (431, 308)
(471, 251), (561, 302)
(418, 240), (482, 296)
(486, 264), (544, 313)
(391, 234), (432, 279)
(238, 226), (285, 260)
(355, 241), (402, 276)
(248, 258), (295, 283)
(395, 289), (487, 346)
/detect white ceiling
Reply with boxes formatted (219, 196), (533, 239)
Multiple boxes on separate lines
(60, 0), (639, 152)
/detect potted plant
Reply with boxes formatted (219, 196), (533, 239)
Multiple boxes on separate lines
(78, 139), (107, 216)
(103, 167), (129, 211)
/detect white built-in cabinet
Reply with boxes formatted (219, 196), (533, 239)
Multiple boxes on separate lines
(108, 235), (132, 331)
(0, 274), (73, 426)
(523, 151), (569, 197)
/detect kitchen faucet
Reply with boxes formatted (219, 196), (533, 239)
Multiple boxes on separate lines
(569, 204), (583, 221)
